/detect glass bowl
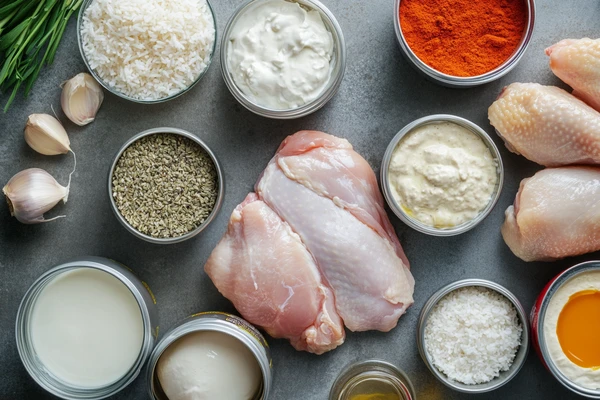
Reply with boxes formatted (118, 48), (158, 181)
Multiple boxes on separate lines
(380, 114), (504, 236)
(220, 0), (346, 119)
(77, 0), (217, 104)
(394, 0), (536, 87)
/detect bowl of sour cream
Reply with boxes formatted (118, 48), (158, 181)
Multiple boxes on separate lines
(221, 0), (346, 119)
(381, 115), (504, 236)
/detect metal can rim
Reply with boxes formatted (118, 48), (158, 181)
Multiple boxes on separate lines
(147, 312), (272, 400)
(416, 278), (530, 393)
(533, 260), (600, 398)
(15, 257), (157, 400)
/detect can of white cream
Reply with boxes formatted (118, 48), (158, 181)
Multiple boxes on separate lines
(16, 256), (159, 399)
(147, 312), (272, 400)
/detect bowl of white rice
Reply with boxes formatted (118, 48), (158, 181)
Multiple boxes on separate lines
(417, 279), (529, 393)
(77, 0), (217, 103)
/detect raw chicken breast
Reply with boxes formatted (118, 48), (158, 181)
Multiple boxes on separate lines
(205, 131), (414, 353)
(205, 193), (344, 354)
(502, 166), (600, 262)
(547, 38), (600, 111)
(488, 83), (600, 166)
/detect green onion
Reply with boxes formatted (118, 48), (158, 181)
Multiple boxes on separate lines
(0, 0), (82, 112)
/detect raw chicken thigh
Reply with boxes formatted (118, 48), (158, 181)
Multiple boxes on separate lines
(488, 83), (600, 166)
(547, 38), (600, 111)
(205, 193), (344, 354)
(205, 131), (414, 354)
(501, 166), (600, 262)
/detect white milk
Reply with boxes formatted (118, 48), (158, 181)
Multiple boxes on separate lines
(30, 268), (144, 388)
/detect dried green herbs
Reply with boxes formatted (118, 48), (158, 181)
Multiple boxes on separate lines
(112, 133), (218, 238)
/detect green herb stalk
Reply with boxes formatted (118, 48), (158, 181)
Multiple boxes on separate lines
(0, 0), (83, 112)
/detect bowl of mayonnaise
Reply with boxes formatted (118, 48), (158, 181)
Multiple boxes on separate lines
(220, 0), (346, 119)
(381, 115), (504, 236)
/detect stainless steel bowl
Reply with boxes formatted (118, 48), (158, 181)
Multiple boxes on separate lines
(417, 279), (530, 394)
(394, 0), (536, 87)
(380, 114), (504, 236)
(77, 0), (217, 103)
(108, 127), (224, 244)
(220, 0), (346, 119)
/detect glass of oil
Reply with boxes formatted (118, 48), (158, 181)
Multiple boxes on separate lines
(329, 360), (416, 400)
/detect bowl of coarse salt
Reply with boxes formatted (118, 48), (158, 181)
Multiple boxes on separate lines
(416, 279), (529, 393)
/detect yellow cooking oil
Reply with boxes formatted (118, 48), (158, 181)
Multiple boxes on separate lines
(345, 376), (403, 400)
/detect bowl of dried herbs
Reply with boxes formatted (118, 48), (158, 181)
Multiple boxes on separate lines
(109, 128), (224, 244)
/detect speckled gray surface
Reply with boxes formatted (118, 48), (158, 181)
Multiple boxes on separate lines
(1, 1), (599, 399)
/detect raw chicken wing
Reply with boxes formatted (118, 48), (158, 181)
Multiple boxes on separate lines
(547, 38), (600, 111)
(488, 83), (600, 166)
(502, 166), (600, 262)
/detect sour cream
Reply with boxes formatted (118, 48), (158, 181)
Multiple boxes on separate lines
(30, 268), (144, 388)
(227, 0), (334, 110)
(388, 122), (498, 228)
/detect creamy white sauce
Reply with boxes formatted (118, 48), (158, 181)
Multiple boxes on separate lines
(543, 271), (600, 390)
(30, 268), (144, 388)
(157, 331), (262, 400)
(388, 122), (498, 228)
(227, 0), (334, 110)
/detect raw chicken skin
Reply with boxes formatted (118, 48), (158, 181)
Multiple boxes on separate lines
(205, 193), (345, 354)
(488, 83), (600, 166)
(502, 166), (600, 262)
(205, 131), (414, 353)
(547, 38), (600, 112)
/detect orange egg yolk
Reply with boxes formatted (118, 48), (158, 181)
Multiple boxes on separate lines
(556, 290), (600, 369)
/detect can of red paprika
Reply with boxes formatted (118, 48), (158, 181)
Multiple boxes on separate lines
(531, 260), (600, 399)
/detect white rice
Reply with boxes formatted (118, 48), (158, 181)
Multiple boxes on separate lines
(80, 0), (215, 100)
(424, 286), (522, 385)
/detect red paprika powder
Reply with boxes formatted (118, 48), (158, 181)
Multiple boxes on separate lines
(399, 0), (527, 77)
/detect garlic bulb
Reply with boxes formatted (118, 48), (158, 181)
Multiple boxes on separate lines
(24, 114), (71, 155)
(3, 168), (69, 224)
(61, 73), (104, 126)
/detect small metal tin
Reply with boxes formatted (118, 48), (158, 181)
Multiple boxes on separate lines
(394, 0), (536, 88)
(108, 127), (224, 245)
(531, 260), (600, 399)
(77, 0), (217, 104)
(329, 359), (416, 400)
(380, 115), (504, 236)
(15, 257), (159, 400)
(147, 312), (272, 400)
(417, 279), (529, 394)
(220, 0), (346, 119)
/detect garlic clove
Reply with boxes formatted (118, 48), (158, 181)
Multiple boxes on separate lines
(24, 114), (71, 156)
(61, 73), (104, 126)
(3, 168), (69, 224)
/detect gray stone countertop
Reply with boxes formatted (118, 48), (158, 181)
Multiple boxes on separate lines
(1, 0), (599, 399)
